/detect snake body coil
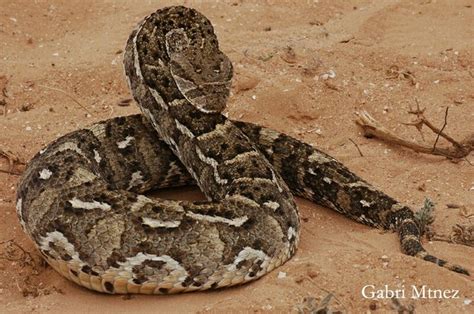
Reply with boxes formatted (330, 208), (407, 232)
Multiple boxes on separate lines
(16, 6), (469, 295)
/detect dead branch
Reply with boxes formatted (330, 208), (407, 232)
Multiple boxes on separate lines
(354, 106), (474, 159)
(407, 99), (462, 150)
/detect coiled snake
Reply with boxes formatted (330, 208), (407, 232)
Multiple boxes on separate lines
(16, 6), (469, 295)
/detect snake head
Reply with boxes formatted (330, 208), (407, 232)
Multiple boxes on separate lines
(165, 28), (233, 114)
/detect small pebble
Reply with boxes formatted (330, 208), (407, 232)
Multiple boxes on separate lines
(277, 271), (287, 279)
(320, 70), (336, 80)
(369, 301), (377, 310)
(307, 270), (319, 278)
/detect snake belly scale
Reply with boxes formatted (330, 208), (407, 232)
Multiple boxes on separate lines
(16, 6), (469, 295)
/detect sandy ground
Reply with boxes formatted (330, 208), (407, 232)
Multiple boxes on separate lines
(0, 0), (473, 313)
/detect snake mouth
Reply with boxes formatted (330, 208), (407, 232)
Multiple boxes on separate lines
(181, 83), (231, 114)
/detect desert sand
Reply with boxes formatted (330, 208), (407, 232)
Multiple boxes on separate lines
(0, 0), (473, 313)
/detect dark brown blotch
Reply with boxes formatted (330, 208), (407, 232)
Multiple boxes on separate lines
(62, 253), (72, 261)
(133, 276), (147, 285)
(181, 276), (193, 287)
(81, 265), (99, 276)
(104, 281), (114, 293)
(236, 258), (252, 270)
(143, 259), (166, 269)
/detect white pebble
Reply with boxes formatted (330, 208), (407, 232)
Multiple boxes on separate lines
(277, 271), (287, 279)
(320, 70), (336, 80)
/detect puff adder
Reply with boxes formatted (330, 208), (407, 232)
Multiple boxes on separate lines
(16, 6), (469, 295)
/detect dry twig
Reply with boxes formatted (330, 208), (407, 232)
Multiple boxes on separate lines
(0, 99), (6, 116)
(39, 84), (92, 114)
(430, 224), (474, 248)
(450, 224), (474, 247)
(296, 294), (338, 314)
(300, 276), (347, 313)
(0, 239), (44, 276)
(355, 102), (474, 159)
(0, 168), (23, 176)
(349, 138), (364, 157)
(391, 297), (414, 314)
(0, 147), (25, 175)
(386, 65), (417, 86)
(0, 75), (9, 116)
(0, 239), (54, 298)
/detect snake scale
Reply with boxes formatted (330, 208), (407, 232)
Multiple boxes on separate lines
(16, 6), (469, 295)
